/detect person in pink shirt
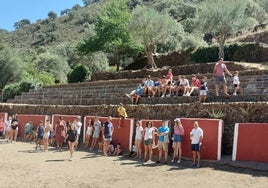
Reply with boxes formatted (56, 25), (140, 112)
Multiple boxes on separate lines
(171, 118), (184, 163)
(213, 58), (233, 96)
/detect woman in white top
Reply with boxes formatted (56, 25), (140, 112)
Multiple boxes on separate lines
(85, 119), (93, 149)
(135, 121), (143, 159)
(143, 121), (155, 162)
(90, 116), (102, 150)
(43, 119), (51, 152)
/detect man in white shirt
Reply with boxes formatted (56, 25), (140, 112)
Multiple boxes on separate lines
(190, 121), (203, 168)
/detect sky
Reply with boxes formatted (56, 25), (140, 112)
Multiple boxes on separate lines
(0, 0), (84, 32)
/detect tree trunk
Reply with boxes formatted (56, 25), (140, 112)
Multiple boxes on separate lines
(115, 51), (120, 72)
(145, 45), (157, 69)
(217, 35), (226, 59)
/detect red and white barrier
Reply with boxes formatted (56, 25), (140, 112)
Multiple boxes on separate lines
(232, 123), (268, 163)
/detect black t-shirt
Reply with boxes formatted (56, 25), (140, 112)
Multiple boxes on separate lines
(67, 129), (77, 142)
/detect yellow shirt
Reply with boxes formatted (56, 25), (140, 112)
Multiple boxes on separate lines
(117, 106), (127, 118)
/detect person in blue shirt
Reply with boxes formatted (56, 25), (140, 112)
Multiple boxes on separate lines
(155, 120), (170, 164)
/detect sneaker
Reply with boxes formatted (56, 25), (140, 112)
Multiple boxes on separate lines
(161, 95), (165, 98)
(171, 159), (175, 163)
(191, 163), (196, 167)
(196, 164), (200, 168)
(166, 94), (170, 97)
(177, 160), (181, 163)
(155, 160), (161, 164)
(69, 157), (72, 161)
(163, 161), (168, 165)
(233, 93), (237, 96)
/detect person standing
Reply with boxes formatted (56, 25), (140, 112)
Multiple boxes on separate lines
(85, 119), (93, 149)
(199, 76), (208, 103)
(43, 119), (51, 152)
(10, 114), (19, 142)
(36, 121), (45, 150)
(213, 58), (233, 96)
(55, 116), (66, 151)
(143, 121), (155, 162)
(74, 116), (82, 149)
(102, 116), (114, 156)
(233, 71), (240, 95)
(155, 120), (170, 164)
(171, 118), (184, 163)
(190, 121), (203, 168)
(65, 123), (77, 161)
(135, 121), (143, 160)
(4, 116), (12, 142)
(90, 116), (102, 150)
(117, 103), (127, 128)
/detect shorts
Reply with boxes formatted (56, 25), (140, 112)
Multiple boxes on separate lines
(234, 84), (238, 88)
(199, 90), (207, 96)
(173, 134), (182, 142)
(158, 141), (168, 151)
(93, 131), (100, 138)
(104, 138), (112, 142)
(215, 76), (227, 84)
(144, 139), (153, 145)
(43, 132), (50, 139)
(191, 143), (201, 151)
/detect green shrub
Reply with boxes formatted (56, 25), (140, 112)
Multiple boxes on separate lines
(67, 64), (90, 83)
(2, 81), (34, 101)
(190, 42), (268, 63)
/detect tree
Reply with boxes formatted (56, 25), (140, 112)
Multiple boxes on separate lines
(196, 0), (258, 59)
(78, 0), (139, 71)
(129, 5), (184, 69)
(33, 51), (70, 83)
(13, 19), (31, 30)
(0, 43), (22, 90)
(48, 11), (57, 20)
(67, 64), (90, 83)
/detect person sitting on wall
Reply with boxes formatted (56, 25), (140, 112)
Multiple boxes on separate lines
(125, 84), (143, 104)
(186, 74), (201, 96)
(142, 75), (155, 97)
(117, 103), (127, 128)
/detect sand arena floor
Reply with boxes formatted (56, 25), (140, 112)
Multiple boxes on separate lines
(0, 139), (267, 188)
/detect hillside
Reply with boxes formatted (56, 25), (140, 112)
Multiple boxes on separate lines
(0, 2), (103, 50)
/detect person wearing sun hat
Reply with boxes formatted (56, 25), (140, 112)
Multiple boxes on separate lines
(171, 118), (184, 163)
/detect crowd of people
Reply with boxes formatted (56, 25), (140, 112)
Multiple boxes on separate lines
(126, 58), (240, 104)
(131, 119), (203, 167)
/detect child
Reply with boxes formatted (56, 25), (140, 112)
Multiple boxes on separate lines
(36, 121), (45, 150)
(199, 76), (208, 103)
(117, 103), (127, 128)
(113, 143), (122, 156)
(233, 71), (240, 95)
(85, 119), (93, 149)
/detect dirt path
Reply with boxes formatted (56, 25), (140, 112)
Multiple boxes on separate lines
(0, 140), (267, 188)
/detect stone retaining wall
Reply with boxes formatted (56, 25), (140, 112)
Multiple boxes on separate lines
(0, 102), (267, 155)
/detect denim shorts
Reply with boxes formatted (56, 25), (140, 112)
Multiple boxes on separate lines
(173, 134), (182, 142)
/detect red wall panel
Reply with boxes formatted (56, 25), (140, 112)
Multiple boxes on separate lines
(16, 114), (48, 138)
(233, 123), (268, 163)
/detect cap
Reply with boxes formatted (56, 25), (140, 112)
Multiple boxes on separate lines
(174, 118), (181, 122)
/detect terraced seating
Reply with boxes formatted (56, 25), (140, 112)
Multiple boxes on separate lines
(7, 70), (268, 105)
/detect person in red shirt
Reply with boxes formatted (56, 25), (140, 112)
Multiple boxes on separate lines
(0, 117), (4, 137)
(186, 74), (201, 96)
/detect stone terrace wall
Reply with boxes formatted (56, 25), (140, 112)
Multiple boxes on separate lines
(1, 102), (267, 155)
(91, 61), (254, 81)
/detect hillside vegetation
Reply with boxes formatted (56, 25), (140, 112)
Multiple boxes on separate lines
(0, 0), (267, 101)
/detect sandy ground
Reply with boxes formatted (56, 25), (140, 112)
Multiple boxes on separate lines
(0, 139), (267, 188)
